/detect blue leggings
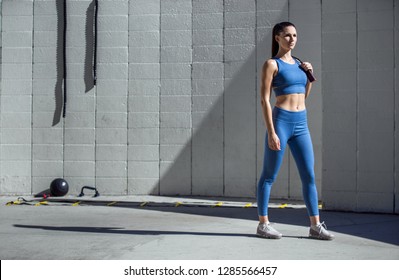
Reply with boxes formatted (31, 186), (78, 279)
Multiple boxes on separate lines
(257, 107), (319, 217)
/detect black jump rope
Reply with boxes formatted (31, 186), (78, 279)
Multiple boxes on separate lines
(62, 0), (98, 118)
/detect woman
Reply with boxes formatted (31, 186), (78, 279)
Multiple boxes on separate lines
(257, 22), (334, 240)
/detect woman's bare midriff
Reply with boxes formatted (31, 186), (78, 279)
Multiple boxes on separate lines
(275, 93), (306, 111)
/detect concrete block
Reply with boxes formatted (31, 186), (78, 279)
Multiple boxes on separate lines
(99, 31), (128, 48)
(322, 190), (357, 212)
(95, 178), (127, 195)
(193, 0), (223, 13)
(192, 95), (220, 112)
(32, 161), (63, 177)
(160, 112), (191, 128)
(64, 112), (95, 128)
(358, 30), (393, 52)
(322, 0), (356, 13)
(99, 15), (128, 32)
(97, 63), (128, 80)
(358, 50), (394, 70)
(128, 178), (159, 195)
(161, 63), (191, 79)
(96, 145), (127, 161)
(160, 160), (191, 195)
(129, 31), (159, 47)
(2, 31), (32, 47)
(322, 32), (356, 52)
(129, 64), (160, 79)
(129, 78), (160, 96)
(1, 112), (31, 129)
(358, 131), (394, 173)
(64, 145), (95, 161)
(225, 44), (255, 62)
(64, 161), (95, 177)
(129, 0), (160, 15)
(0, 175), (31, 194)
(1, 129), (30, 145)
(193, 29), (223, 46)
(96, 176), (128, 196)
(32, 128), (63, 145)
(129, 96), (159, 112)
(96, 128), (126, 145)
(129, 15), (159, 31)
(225, 28), (255, 45)
(96, 96), (127, 113)
(161, 0), (192, 14)
(357, 192), (394, 213)
(225, 0), (256, 12)
(34, 15), (58, 31)
(160, 144), (190, 162)
(2, 16), (33, 31)
(2, 79), (32, 94)
(1, 145), (31, 161)
(225, 12), (256, 29)
(97, 0), (129, 16)
(128, 161), (159, 178)
(128, 145), (159, 161)
(160, 79), (191, 96)
(97, 79), (128, 96)
(256, 0), (288, 12)
(2, 64), (32, 79)
(358, 70), (394, 92)
(161, 30), (192, 47)
(160, 96), (191, 112)
(160, 128), (191, 145)
(128, 128), (159, 145)
(129, 112), (159, 128)
(192, 176), (223, 196)
(357, 0), (393, 12)
(193, 46), (223, 62)
(256, 11), (288, 28)
(322, 50), (356, 71)
(96, 112), (127, 128)
(65, 129), (95, 145)
(192, 13), (223, 30)
(96, 161), (127, 178)
(3, 0), (33, 16)
(97, 47), (128, 64)
(33, 144), (63, 161)
(161, 14), (192, 30)
(192, 62), (223, 79)
(192, 79), (224, 96)
(129, 47), (160, 63)
(1, 161), (29, 178)
(323, 169), (357, 192)
(161, 47), (192, 63)
(1, 95), (31, 112)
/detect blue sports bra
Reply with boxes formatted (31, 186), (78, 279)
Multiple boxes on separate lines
(272, 57), (307, 96)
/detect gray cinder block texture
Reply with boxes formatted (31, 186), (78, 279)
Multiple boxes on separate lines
(0, 0), (397, 214)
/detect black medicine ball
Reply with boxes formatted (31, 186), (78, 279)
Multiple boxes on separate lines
(50, 178), (69, 196)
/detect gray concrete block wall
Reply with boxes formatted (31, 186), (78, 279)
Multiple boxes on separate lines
(1, 0), (33, 194)
(1, 0), (396, 214)
(322, 0), (398, 213)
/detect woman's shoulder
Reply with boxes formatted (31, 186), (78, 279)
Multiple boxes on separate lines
(263, 58), (278, 72)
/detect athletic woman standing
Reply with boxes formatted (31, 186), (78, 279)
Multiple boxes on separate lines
(257, 22), (334, 240)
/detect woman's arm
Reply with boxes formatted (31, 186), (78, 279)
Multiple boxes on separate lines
(260, 59), (280, 151)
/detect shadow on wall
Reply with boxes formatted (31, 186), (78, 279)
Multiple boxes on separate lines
(53, 0), (96, 126)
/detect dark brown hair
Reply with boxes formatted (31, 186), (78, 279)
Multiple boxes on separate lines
(271, 22), (296, 57)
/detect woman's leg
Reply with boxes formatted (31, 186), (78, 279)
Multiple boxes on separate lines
(257, 121), (290, 222)
(288, 130), (319, 221)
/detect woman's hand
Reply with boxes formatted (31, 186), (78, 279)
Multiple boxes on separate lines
(301, 62), (313, 72)
(268, 132), (281, 151)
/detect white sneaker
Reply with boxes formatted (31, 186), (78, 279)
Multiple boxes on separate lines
(256, 223), (282, 239)
(309, 222), (335, 240)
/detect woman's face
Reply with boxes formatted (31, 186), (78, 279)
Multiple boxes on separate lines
(275, 26), (297, 51)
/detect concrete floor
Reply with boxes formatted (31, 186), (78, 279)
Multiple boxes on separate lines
(1, 196), (398, 260)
